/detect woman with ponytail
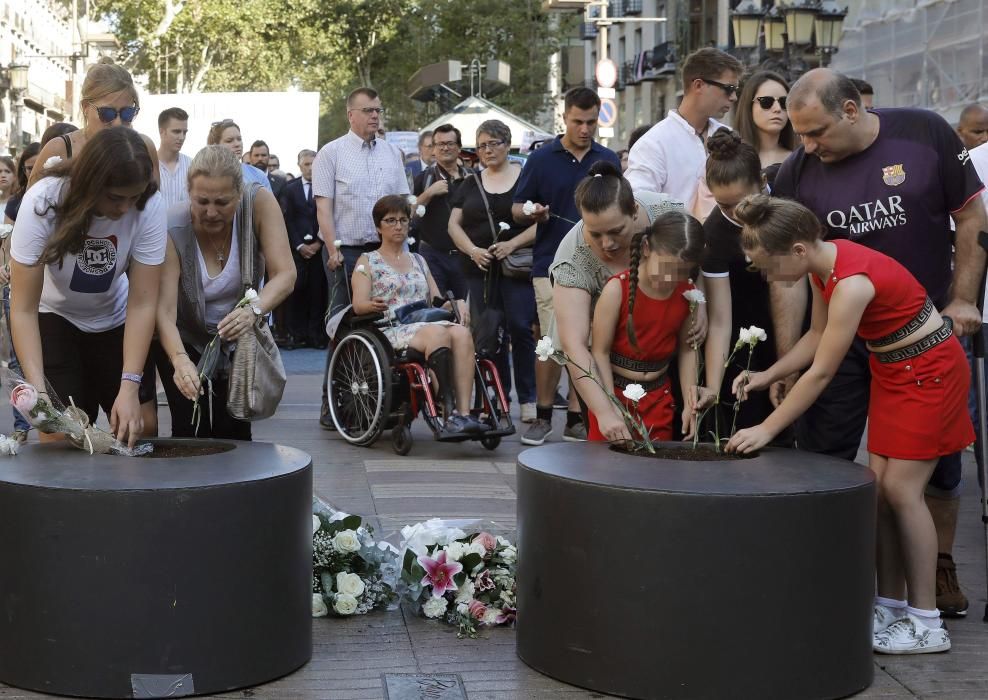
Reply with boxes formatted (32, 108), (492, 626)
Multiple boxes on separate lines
(726, 193), (972, 655)
(589, 211), (712, 441)
(701, 128), (785, 437)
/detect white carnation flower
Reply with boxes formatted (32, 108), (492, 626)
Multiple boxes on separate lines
(501, 545), (517, 564)
(332, 529), (361, 553)
(456, 602), (470, 615)
(407, 237), (416, 246)
(303, 234), (314, 242)
(498, 222), (510, 232)
(482, 608), (500, 626)
(422, 596), (449, 619)
(333, 593), (358, 615)
(43, 156), (62, 170)
(535, 335), (555, 362)
(336, 572), (366, 597)
(467, 541), (487, 558)
(747, 325), (767, 344)
(737, 327), (752, 347)
(522, 200), (536, 216)
(455, 580), (475, 604)
(683, 288), (706, 305)
(312, 593), (328, 617)
(445, 541), (467, 561)
(406, 195), (418, 206)
(4, 438), (18, 456)
(356, 264), (366, 273)
(622, 383), (646, 403)
(415, 205), (425, 217)
(333, 240), (343, 249)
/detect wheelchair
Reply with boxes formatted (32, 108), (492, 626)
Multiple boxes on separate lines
(326, 308), (515, 455)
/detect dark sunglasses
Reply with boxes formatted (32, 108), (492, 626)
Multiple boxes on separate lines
(754, 96), (787, 110)
(701, 78), (739, 96)
(95, 105), (140, 123)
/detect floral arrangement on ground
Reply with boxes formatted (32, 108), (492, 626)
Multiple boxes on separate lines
(398, 518), (517, 638)
(311, 497), (400, 617)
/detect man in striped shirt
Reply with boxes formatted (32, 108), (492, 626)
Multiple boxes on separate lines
(156, 107), (192, 207)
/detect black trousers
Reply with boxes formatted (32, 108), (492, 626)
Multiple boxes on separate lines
(287, 251), (328, 344)
(151, 340), (252, 440)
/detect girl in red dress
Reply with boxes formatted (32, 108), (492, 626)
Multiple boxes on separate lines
(589, 210), (714, 442)
(726, 194), (972, 655)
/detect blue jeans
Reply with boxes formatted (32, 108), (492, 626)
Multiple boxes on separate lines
(2, 289), (29, 432)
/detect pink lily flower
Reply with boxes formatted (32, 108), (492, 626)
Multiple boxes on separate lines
(418, 550), (463, 598)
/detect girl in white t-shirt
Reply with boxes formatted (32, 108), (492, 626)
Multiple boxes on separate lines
(9, 126), (166, 449)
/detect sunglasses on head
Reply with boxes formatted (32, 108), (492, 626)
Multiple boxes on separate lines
(95, 105), (140, 123)
(754, 96), (787, 110)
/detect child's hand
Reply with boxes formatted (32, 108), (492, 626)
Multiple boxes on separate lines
(725, 424), (774, 453)
(681, 404), (699, 441)
(689, 385), (717, 412)
(732, 370), (771, 401)
(598, 410), (632, 443)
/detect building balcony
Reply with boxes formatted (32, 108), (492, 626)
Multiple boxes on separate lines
(608, 0), (623, 18)
(24, 82), (68, 120)
(622, 60), (640, 86)
(642, 41), (678, 80)
(624, 0), (642, 15)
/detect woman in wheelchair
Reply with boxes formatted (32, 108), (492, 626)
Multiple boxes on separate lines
(350, 195), (485, 436)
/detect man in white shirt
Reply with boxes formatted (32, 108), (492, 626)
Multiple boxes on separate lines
(156, 107), (191, 207)
(312, 87), (409, 427)
(625, 48), (742, 219)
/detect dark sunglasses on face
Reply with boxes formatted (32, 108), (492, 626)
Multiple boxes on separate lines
(701, 78), (738, 96)
(95, 105), (140, 123)
(754, 95), (787, 110)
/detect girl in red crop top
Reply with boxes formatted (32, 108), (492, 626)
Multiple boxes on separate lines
(725, 194), (971, 655)
(589, 211), (714, 442)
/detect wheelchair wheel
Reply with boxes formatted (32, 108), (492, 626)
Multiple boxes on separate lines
(480, 435), (501, 451)
(327, 329), (392, 446)
(392, 425), (413, 455)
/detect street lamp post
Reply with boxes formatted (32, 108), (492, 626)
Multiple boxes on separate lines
(8, 62), (29, 156)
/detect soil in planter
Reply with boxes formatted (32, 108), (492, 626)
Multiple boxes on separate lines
(139, 442), (236, 458)
(612, 444), (755, 461)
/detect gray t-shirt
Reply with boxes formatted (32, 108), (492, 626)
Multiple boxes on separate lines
(546, 190), (683, 346)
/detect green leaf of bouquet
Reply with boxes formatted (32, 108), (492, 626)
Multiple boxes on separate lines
(402, 548), (416, 572)
(460, 553), (482, 572)
(341, 515), (362, 530)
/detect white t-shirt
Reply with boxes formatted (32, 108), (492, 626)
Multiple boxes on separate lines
(11, 177), (167, 332)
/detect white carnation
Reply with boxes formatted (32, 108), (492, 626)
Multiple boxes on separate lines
(407, 237), (416, 246)
(445, 541), (467, 561)
(336, 572), (366, 597)
(312, 593), (328, 617)
(243, 288), (259, 302)
(415, 205), (425, 217)
(456, 602), (470, 615)
(498, 221), (510, 232)
(455, 580), (475, 604)
(43, 156), (62, 170)
(622, 383), (646, 403)
(467, 541), (487, 558)
(747, 325), (767, 344)
(482, 608), (500, 626)
(683, 288), (706, 305)
(333, 240), (343, 248)
(356, 264), (366, 273)
(501, 545), (517, 564)
(333, 593), (358, 615)
(332, 529), (361, 553)
(535, 335), (555, 362)
(522, 200), (536, 216)
(422, 596), (449, 619)
(406, 195), (418, 206)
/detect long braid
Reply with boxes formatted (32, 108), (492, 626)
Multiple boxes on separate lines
(626, 230), (646, 352)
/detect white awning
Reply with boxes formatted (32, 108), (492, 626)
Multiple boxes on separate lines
(418, 96), (554, 151)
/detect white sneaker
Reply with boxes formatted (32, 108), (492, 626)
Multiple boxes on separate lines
(874, 604), (907, 634)
(520, 403), (537, 423)
(873, 614), (950, 654)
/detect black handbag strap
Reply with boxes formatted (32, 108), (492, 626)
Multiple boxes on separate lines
(410, 253), (432, 304)
(237, 182), (263, 295)
(469, 172), (502, 303)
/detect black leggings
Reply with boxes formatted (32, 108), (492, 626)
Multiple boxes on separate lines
(151, 340), (252, 440)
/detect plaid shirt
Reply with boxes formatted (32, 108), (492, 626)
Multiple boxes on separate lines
(311, 130), (410, 245)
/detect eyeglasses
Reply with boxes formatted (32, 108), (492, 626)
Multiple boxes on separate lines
(754, 96), (787, 110)
(381, 217), (410, 227)
(353, 107), (385, 115)
(476, 139), (506, 151)
(95, 105), (140, 123)
(434, 141), (459, 150)
(701, 78), (739, 96)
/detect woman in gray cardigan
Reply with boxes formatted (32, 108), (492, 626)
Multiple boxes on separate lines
(154, 145), (295, 439)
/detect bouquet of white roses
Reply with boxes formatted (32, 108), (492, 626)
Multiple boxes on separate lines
(398, 519), (517, 639)
(311, 496), (399, 618)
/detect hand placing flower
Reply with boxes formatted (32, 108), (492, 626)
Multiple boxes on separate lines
(622, 383), (646, 403)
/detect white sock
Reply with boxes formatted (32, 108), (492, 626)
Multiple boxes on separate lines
(907, 606), (942, 629)
(875, 596), (907, 610)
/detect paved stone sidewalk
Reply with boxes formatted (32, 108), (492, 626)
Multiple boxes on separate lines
(2, 350), (987, 699)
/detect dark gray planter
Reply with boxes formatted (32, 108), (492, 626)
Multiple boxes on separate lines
(0, 439), (312, 698)
(516, 442), (875, 700)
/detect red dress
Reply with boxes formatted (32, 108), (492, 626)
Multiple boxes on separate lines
(587, 275), (692, 442)
(813, 240), (973, 459)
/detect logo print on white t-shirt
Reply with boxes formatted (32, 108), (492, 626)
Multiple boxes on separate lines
(70, 235), (118, 294)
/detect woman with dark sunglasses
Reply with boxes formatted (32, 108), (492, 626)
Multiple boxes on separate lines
(29, 58), (159, 190)
(735, 71), (797, 174)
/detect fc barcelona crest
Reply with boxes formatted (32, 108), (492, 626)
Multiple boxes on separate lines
(882, 163), (906, 186)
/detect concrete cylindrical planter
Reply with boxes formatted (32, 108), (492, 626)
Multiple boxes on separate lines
(0, 439), (312, 698)
(517, 442), (875, 700)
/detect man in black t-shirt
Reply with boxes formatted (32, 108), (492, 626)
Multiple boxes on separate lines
(412, 124), (471, 300)
(772, 69), (987, 618)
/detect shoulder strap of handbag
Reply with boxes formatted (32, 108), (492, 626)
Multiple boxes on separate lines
(238, 182), (262, 294)
(470, 171), (500, 243)
(410, 253), (432, 304)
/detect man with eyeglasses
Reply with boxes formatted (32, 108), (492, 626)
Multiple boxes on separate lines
(312, 86), (410, 428)
(411, 124), (471, 300)
(625, 47), (742, 219)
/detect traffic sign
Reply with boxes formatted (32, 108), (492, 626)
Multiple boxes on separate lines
(595, 59), (617, 89)
(598, 98), (617, 129)
(597, 87), (616, 99)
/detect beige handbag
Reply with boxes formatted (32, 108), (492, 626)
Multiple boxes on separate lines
(226, 183), (287, 421)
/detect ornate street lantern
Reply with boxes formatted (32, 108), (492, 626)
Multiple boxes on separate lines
(9, 62), (28, 92)
(814, 0), (848, 53)
(763, 6), (787, 53)
(780, 0), (817, 46)
(731, 0), (765, 50)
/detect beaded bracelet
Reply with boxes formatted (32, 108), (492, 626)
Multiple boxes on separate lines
(121, 372), (143, 385)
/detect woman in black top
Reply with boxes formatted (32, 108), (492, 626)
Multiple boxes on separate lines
(701, 128), (786, 439)
(448, 119), (537, 411)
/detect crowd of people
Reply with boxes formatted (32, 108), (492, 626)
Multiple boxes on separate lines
(2, 46), (988, 659)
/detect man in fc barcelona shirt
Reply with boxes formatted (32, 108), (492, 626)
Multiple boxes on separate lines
(771, 68), (988, 618)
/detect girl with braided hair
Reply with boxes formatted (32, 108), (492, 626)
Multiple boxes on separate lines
(588, 211), (714, 441)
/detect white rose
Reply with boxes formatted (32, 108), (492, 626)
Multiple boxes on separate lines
(445, 541), (467, 561)
(312, 593), (328, 617)
(333, 529), (361, 553)
(43, 155), (62, 170)
(336, 572), (366, 597)
(683, 288), (706, 305)
(455, 579), (475, 603)
(312, 515), (321, 536)
(622, 383), (646, 403)
(415, 205), (425, 217)
(467, 541), (487, 558)
(522, 200), (536, 216)
(535, 335), (555, 362)
(482, 608), (500, 626)
(333, 593), (358, 615)
(498, 221), (510, 232)
(422, 596), (449, 619)
(406, 195), (418, 206)
(747, 325), (767, 344)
